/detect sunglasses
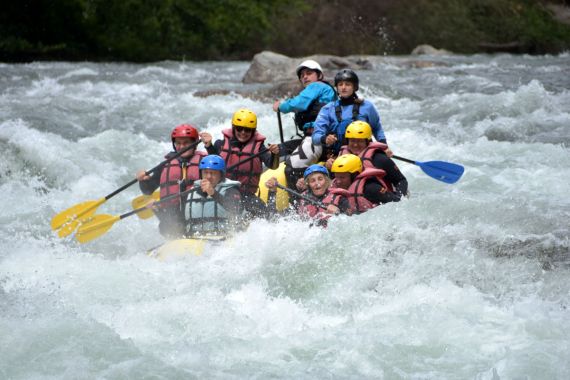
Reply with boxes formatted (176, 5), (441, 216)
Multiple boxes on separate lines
(234, 126), (253, 133)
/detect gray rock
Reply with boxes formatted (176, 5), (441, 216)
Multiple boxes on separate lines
(411, 44), (453, 56)
(243, 51), (374, 84)
(242, 51), (295, 84)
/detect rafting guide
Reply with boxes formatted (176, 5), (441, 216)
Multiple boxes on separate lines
(273, 60), (337, 192)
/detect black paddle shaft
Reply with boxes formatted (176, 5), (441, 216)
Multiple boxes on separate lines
(275, 183), (327, 209)
(391, 155), (415, 165)
(277, 111), (285, 144)
(225, 144), (284, 172)
(105, 139), (202, 201)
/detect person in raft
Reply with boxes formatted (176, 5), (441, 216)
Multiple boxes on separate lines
(265, 164), (352, 227)
(273, 59), (337, 192)
(330, 154), (401, 215)
(338, 120), (408, 200)
(312, 68), (389, 157)
(184, 155), (245, 238)
(136, 124), (206, 238)
(200, 108), (280, 219)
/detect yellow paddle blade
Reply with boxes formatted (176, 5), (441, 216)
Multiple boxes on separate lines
(75, 214), (121, 244)
(131, 190), (160, 220)
(51, 199), (104, 236)
(57, 216), (86, 238)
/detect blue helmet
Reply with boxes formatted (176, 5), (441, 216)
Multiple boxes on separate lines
(304, 164), (329, 179)
(199, 155), (226, 174)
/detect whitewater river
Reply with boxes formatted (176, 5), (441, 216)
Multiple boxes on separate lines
(1, 54), (569, 379)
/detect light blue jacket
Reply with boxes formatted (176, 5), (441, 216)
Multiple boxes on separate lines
(184, 179), (242, 237)
(279, 81), (336, 129)
(312, 99), (386, 152)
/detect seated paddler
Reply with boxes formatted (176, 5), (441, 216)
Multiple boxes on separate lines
(136, 123), (206, 238)
(184, 154), (245, 238)
(265, 164), (352, 227)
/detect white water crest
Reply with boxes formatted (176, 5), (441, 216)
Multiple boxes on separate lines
(1, 55), (569, 379)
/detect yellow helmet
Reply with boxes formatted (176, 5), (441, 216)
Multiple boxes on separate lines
(232, 108), (257, 129)
(345, 120), (372, 140)
(331, 154), (363, 174)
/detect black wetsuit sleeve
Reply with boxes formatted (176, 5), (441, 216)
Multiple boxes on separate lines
(363, 179), (401, 204)
(372, 152), (408, 198)
(138, 165), (163, 195)
(260, 145), (280, 169)
(206, 140), (223, 155)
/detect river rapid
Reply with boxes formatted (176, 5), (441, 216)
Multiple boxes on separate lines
(1, 54), (569, 379)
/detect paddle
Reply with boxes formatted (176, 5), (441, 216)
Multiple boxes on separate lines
(75, 187), (199, 244)
(51, 139), (202, 237)
(277, 111), (285, 144)
(275, 183), (327, 209)
(131, 190), (160, 219)
(391, 155), (464, 184)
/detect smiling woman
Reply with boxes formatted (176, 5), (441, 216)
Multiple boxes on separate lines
(265, 163), (352, 225)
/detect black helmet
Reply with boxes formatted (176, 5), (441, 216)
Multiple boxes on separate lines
(334, 69), (359, 91)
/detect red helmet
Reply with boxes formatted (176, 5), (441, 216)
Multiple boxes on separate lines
(171, 124), (199, 140)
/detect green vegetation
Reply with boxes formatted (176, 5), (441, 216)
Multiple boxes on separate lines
(1, 0), (569, 62)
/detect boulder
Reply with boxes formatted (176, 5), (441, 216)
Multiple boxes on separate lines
(242, 51), (295, 84)
(243, 51), (374, 84)
(411, 44), (452, 56)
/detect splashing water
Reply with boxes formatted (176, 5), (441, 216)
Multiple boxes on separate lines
(1, 55), (569, 379)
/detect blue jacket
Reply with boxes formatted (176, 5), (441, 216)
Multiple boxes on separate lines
(312, 99), (386, 152)
(279, 81), (336, 130)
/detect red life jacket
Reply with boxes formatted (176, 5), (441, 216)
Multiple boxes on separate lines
(298, 187), (351, 219)
(346, 168), (389, 214)
(159, 151), (206, 207)
(339, 142), (393, 192)
(219, 128), (266, 194)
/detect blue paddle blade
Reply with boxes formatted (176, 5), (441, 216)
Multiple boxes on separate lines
(416, 160), (465, 184)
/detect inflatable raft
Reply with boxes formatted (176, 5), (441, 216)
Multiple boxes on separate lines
(148, 235), (227, 261)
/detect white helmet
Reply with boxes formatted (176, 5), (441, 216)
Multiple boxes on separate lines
(296, 59), (323, 79)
